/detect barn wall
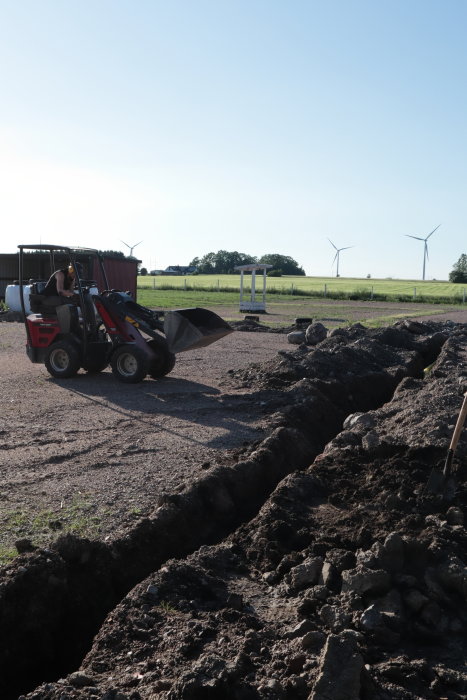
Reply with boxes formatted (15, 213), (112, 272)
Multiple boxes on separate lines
(0, 253), (138, 301)
(0, 255), (18, 297)
(91, 257), (139, 299)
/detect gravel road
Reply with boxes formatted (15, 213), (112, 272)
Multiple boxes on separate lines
(0, 323), (291, 551)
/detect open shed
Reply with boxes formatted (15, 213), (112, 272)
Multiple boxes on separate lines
(234, 263), (272, 313)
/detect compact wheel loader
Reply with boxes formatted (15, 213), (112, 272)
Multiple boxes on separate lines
(18, 245), (232, 383)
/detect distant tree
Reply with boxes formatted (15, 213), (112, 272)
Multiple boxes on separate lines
(191, 251), (257, 274)
(259, 254), (305, 276)
(140, 267), (148, 276)
(267, 269), (283, 277)
(449, 254), (467, 283)
(99, 250), (126, 258)
(190, 252), (212, 273)
(189, 257), (201, 270)
(189, 251), (305, 274)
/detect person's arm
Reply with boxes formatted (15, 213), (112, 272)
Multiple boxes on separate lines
(55, 271), (75, 298)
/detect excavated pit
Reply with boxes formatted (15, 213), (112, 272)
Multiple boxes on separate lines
(2, 321), (467, 699)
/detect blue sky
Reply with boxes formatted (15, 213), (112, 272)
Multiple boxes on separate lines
(1, 0), (466, 280)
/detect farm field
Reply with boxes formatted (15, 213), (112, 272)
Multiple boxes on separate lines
(137, 273), (467, 301)
(135, 286), (465, 329)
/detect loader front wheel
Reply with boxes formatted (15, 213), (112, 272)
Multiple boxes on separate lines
(45, 341), (81, 378)
(111, 345), (149, 383)
(147, 337), (176, 378)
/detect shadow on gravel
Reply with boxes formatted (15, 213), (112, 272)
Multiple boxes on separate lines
(49, 373), (222, 397)
(59, 381), (275, 451)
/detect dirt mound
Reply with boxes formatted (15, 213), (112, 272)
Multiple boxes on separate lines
(229, 319), (297, 334)
(6, 320), (467, 699)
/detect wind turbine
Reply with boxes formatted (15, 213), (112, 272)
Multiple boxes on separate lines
(121, 240), (143, 257)
(328, 239), (353, 278)
(405, 225), (440, 281)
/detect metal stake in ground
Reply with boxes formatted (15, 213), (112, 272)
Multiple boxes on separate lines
(426, 391), (467, 494)
(443, 391), (467, 481)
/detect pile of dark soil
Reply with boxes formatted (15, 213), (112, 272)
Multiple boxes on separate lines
(5, 320), (467, 699)
(229, 319), (294, 333)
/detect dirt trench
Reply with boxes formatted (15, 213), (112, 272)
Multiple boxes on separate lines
(3, 320), (467, 699)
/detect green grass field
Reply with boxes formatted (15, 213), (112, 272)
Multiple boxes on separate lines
(134, 274), (465, 329)
(137, 274), (467, 303)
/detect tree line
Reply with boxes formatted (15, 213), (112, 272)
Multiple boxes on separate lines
(188, 251), (305, 276)
(449, 254), (467, 283)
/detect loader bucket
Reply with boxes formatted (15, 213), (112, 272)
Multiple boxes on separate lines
(164, 308), (233, 353)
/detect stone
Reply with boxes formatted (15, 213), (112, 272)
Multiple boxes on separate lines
(305, 322), (327, 345)
(287, 654), (307, 674)
(288, 330), (306, 345)
(341, 566), (391, 596)
(319, 561), (338, 588)
(361, 431), (381, 450)
(301, 630), (326, 650)
(437, 556), (467, 596)
(146, 584), (159, 599)
(360, 604), (383, 631)
(288, 557), (323, 591)
(360, 590), (404, 633)
(446, 506), (464, 525)
(262, 570), (276, 584)
(309, 585), (330, 600)
(310, 632), (363, 700)
(343, 413), (376, 431)
(379, 532), (404, 572)
(319, 604), (351, 632)
(68, 672), (95, 687)
(324, 549), (356, 572)
(356, 548), (379, 569)
(329, 327), (348, 337)
(374, 589), (403, 616)
(400, 319), (427, 334)
(286, 619), (315, 639)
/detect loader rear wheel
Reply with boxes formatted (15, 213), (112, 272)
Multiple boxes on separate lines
(111, 345), (149, 383)
(45, 341), (81, 379)
(147, 337), (176, 378)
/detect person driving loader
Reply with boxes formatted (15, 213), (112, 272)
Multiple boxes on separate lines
(41, 262), (82, 309)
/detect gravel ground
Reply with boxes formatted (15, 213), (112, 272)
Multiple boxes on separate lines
(0, 322), (291, 552)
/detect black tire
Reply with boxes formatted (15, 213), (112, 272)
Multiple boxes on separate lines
(45, 341), (81, 378)
(147, 337), (176, 378)
(83, 358), (109, 374)
(83, 334), (111, 373)
(110, 344), (149, 383)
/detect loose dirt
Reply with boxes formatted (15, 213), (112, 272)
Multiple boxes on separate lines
(1, 309), (467, 700)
